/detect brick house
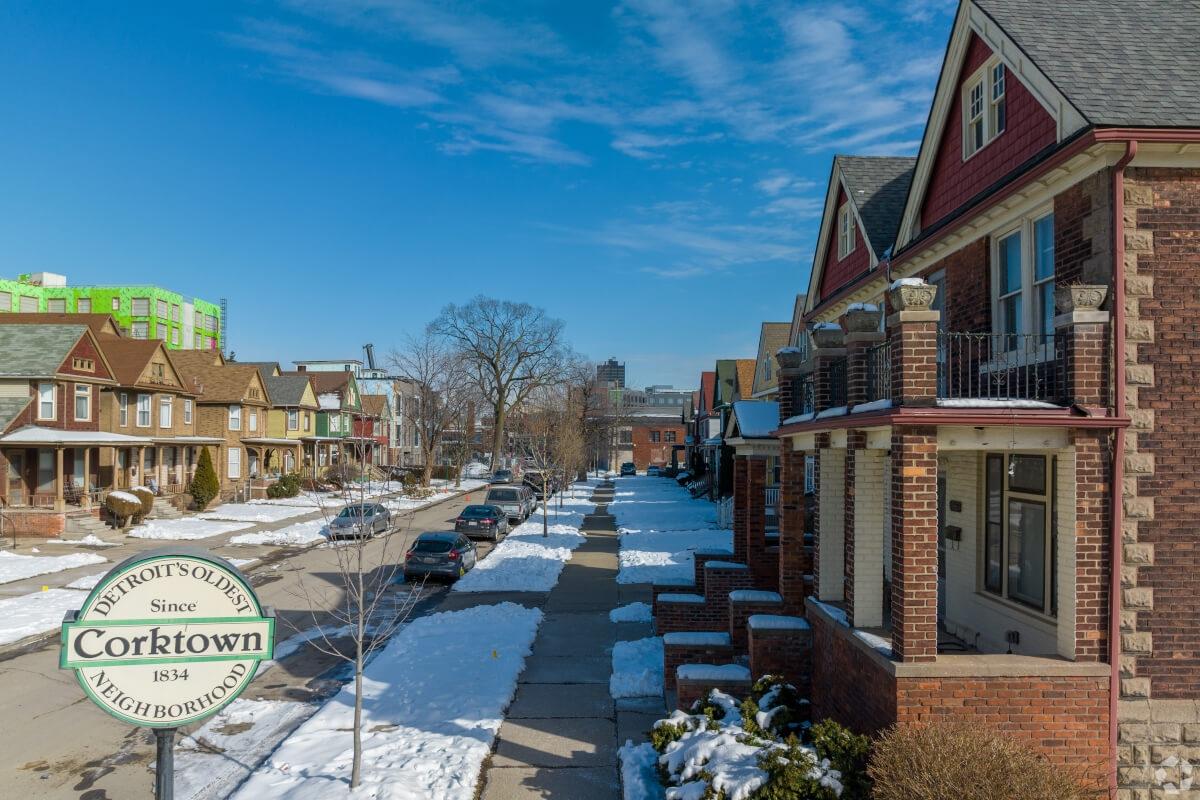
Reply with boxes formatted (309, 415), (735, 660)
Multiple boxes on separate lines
(356, 394), (392, 466)
(665, 1), (1200, 794)
(629, 413), (686, 470)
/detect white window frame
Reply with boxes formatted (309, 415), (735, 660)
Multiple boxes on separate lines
(183, 398), (193, 425)
(248, 409), (258, 433)
(287, 409), (299, 431)
(159, 396), (173, 428)
(77, 297), (91, 313)
(228, 447), (241, 479)
(229, 405), (242, 431)
(990, 207), (1056, 343)
(136, 393), (152, 427)
(74, 383), (91, 421)
(37, 383), (56, 420)
(981, 452), (1056, 618)
(962, 57), (1007, 160)
(48, 298), (66, 313)
(119, 392), (129, 427)
(837, 202), (856, 260)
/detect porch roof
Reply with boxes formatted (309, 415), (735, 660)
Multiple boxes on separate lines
(242, 437), (302, 446)
(0, 426), (154, 446)
(150, 435), (224, 444)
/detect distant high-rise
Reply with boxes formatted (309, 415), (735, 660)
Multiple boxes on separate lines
(597, 357), (625, 388)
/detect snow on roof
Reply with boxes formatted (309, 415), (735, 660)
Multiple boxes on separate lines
(0, 427), (154, 445)
(781, 411), (816, 426)
(731, 400), (780, 439)
(936, 399), (1060, 409)
(851, 399), (893, 414)
(815, 405), (848, 419)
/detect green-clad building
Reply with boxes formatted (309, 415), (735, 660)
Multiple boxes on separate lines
(0, 272), (221, 351)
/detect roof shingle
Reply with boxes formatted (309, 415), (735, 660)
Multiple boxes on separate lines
(838, 156), (916, 258)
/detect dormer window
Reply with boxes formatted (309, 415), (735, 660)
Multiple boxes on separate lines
(963, 59), (1007, 159)
(837, 202), (856, 259)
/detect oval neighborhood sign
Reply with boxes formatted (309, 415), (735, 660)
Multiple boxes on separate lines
(60, 547), (274, 728)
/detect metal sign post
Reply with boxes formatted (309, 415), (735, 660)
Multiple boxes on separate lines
(60, 547), (274, 797)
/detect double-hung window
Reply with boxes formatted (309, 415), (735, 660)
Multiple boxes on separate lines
(983, 453), (1056, 616)
(963, 59), (1007, 159)
(248, 409), (258, 433)
(993, 211), (1056, 342)
(159, 397), (172, 428)
(229, 405), (242, 431)
(136, 394), (152, 427)
(837, 202), (856, 259)
(119, 392), (129, 427)
(183, 398), (193, 425)
(288, 409), (299, 431)
(74, 384), (91, 421)
(37, 383), (55, 420)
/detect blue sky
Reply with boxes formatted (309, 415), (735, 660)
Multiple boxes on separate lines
(0, 0), (955, 389)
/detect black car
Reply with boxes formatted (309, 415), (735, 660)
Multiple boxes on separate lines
(619, 462), (637, 476)
(455, 504), (510, 541)
(404, 532), (478, 582)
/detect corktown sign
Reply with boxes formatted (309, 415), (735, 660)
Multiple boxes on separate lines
(61, 547), (274, 799)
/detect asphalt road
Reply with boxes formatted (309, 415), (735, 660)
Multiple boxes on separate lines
(0, 488), (500, 800)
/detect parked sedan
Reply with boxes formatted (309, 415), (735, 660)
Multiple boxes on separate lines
(491, 469), (514, 484)
(619, 462), (637, 476)
(404, 532), (478, 582)
(455, 504), (510, 541)
(328, 503), (392, 539)
(646, 465), (661, 477)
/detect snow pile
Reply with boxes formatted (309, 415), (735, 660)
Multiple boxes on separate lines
(230, 519), (328, 547)
(610, 601), (653, 623)
(0, 550), (107, 585)
(619, 740), (666, 800)
(200, 503), (313, 523)
(108, 489), (141, 503)
(0, 588), (87, 645)
(854, 629), (894, 657)
(128, 518), (254, 541)
(618, 530), (731, 585)
(66, 572), (106, 591)
(610, 637), (665, 698)
(230, 602), (542, 800)
(45, 534), (119, 548)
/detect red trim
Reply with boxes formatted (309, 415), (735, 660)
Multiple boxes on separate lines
(773, 406), (1130, 437)
(806, 127), (1200, 322)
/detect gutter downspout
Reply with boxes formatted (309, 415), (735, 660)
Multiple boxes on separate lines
(1109, 138), (1137, 799)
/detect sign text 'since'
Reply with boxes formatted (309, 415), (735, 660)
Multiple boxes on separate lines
(63, 620), (272, 667)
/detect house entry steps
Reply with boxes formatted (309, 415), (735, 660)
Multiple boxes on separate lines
(480, 480), (634, 800)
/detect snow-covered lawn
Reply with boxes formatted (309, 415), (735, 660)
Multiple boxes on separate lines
(451, 484), (594, 594)
(229, 519), (328, 547)
(610, 637), (665, 698)
(65, 572), (106, 591)
(0, 588), (87, 645)
(610, 602), (654, 623)
(200, 503), (315, 523)
(43, 534), (120, 548)
(229, 602), (543, 800)
(0, 550), (107, 585)
(611, 477), (732, 585)
(128, 518), (255, 541)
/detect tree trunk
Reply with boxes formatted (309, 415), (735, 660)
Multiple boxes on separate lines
(491, 401), (506, 470)
(351, 548), (365, 789)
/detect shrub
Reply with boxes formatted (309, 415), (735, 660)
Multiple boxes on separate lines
(129, 486), (155, 521)
(105, 491), (143, 528)
(869, 720), (1099, 800)
(740, 675), (808, 739)
(808, 720), (872, 800)
(267, 472), (302, 499)
(189, 447), (220, 510)
(753, 736), (844, 800)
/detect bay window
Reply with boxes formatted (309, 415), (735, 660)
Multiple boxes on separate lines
(248, 409), (258, 433)
(288, 409), (299, 430)
(982, 453), (1056, 616)
(37, 382), (56, 420)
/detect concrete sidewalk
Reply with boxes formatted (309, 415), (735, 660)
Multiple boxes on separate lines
(479, 481), (661, 799)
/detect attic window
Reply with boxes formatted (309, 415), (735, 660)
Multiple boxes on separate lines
(837, 202), (857, 260)
(963, 59), (1007, 159)
(72, 357), (95, 372)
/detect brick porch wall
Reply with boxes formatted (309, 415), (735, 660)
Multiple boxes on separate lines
(778, 445), (809, 614)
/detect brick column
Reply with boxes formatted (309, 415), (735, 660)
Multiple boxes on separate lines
(842, 306), (884, 409)
(1054, 285), (1109, 407)
(778, 444), (809, 614)
(745, 456), (769, 587)
(810, 325), (847, 412)
(1072, 428), (1112, 662)
(732, 455), (749, 564)
(887, 280), (940, 406)
(890, 426), (938, 662)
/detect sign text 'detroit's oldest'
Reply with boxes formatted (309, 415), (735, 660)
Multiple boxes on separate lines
(61, 548), (274, 728)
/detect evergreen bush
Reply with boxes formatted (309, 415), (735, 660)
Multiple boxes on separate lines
(189, 447), (220, 510)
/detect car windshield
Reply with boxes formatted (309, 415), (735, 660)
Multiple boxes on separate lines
(461, 506), (497, 518)
(493, 470), (511, 478)
(337, 506), (369, 518)
(413, 539), (453, 553)
(487, 489), (520, 502)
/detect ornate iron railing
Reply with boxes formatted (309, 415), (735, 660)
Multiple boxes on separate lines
(794, 374), (815, 416)
(937, 332), (1066, 404)
(865, 340), (892, 403)
(827, 357), (848, 409)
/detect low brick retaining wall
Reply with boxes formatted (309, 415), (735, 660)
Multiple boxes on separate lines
(728, 590), (784, 653)
(663, 632), (735, 691)
(676, 664), (752, 710)
(748, 614), (812, 696)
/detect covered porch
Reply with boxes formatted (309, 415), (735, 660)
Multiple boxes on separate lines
(242, 437), (303, 479)
(0, 427), (154, 512)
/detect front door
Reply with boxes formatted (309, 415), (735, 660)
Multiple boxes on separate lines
(37, 449), (55, 495)
(937, 471), (948, 625)
(7, 452), (24, 503)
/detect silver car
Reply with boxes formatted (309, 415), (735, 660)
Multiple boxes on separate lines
(329, 503), (392, 539)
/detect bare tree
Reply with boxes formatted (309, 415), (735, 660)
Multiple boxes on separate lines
(389, 332), (474, 488)
(430, 297), (566, 470)
(284, 436), (426, 789)
(514, 382), (587, 535)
